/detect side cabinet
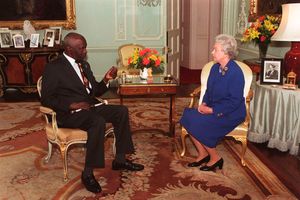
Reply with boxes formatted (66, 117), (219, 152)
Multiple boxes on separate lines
(0, 47), (62, 97)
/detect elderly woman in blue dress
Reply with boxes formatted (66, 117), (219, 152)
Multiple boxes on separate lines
(180, 34), (246, 171)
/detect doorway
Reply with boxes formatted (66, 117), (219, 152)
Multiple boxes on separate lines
(167, 0), (221, 84)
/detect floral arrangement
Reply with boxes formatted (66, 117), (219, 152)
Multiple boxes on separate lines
(128, 48), (164, 70)
(241, 15), (281, 44)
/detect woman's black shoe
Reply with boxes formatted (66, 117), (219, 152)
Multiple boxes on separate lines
(200, 158), (224, 171)
(187, 155), (210, 167)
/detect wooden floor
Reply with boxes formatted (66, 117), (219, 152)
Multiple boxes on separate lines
(1, 84), (299, 198)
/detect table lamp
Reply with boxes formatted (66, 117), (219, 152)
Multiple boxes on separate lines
(271, 3), (300, 84)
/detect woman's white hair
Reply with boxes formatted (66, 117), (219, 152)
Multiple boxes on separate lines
(215, 34), (238, 59)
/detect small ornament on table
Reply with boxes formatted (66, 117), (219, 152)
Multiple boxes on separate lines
(146, 68), (153, 83)
(283, 71), (297, 90)
(164, 74), (173, 83)
(121, 71), (126, 84)
(23, 20), (36, 47)
(147, 67), (153, 77)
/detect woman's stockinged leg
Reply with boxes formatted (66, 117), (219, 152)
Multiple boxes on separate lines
(202, 145), (221, 166)
(189, 134), (221, 165)
(190, 135), (209, 161)
(186, 135), (211, 168)
(199, 144), (224, 171)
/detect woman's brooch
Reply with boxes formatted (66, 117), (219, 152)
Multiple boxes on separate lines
(219, 66), (228, 76)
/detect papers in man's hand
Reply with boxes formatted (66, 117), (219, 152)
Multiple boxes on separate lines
(70, 101), (106, 114)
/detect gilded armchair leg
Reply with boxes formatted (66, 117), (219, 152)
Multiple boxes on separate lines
(240, 138), (247, 167)
(180, 127), (188, 157)
(60, 144), (69, 182)
(44, 141), (53, 163)
(105, 127), (115, 155)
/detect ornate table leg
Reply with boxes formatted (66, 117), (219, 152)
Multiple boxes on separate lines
(169, 94), (176, 137)
(0, 54), (7, 97)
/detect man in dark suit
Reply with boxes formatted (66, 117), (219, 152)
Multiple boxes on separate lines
(265, 64), (279, 79)
(41, 32), (144, 193)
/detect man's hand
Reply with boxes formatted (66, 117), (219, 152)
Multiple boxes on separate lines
(103, 66), (118, 83)
(198, 103), (213, 114)
(69, 102), (90, 111)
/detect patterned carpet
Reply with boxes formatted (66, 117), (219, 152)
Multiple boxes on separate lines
(0, 99), (296, 199)
(0, 102), (44, 142)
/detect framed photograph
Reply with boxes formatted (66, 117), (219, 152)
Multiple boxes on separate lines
(50, 27), (62, 45)
(12, 34), (25, 48)
(43, 29), (55, 47)
(0, 30), (13, 47)
(30, 34), (39, 48)
(260, 58), (283, 85)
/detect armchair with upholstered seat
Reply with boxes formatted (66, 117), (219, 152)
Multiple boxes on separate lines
(180, 61), (253, 166)
(117, 43), (145, 76)
(37, 76), (115, 181)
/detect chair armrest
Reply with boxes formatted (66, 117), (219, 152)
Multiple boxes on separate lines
(40, 106), (55, 115)
(188, 86), (201, 108)
(246, 89), (253, 102)
(39, 106), (59, 137)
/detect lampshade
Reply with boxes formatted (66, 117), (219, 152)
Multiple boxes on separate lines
(271, 3), (300, 84)
(271, 3), (300, 41)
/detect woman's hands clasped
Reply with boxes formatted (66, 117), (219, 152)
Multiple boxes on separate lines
(198, 103), (213, 114)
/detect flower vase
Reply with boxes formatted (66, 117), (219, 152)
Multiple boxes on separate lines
(258, 43), (268, 60)
(140, 68), (148, 80)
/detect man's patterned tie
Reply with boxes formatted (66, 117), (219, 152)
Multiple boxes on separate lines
(76, 62), (90, 88)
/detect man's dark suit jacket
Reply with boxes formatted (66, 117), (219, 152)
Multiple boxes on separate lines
(41, 55), (108, 121)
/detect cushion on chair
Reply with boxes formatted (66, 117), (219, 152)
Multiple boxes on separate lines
(227, 123), (248, 136)
(45, 124), (87, 142)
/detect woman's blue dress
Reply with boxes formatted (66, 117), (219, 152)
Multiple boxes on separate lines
(180, 60), (246, 148)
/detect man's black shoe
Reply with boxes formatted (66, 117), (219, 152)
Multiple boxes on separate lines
(112, 159), (144, 171)
(81, 173), (102, 193)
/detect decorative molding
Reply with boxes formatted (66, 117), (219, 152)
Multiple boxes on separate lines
(249, 0), (258, 21)
(250, 0), (256, 15)
(236, 0), (248, 36)
(137, 0), (161, 7)
(114, 0), (127, 41)
(132, 1), (164, 40)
